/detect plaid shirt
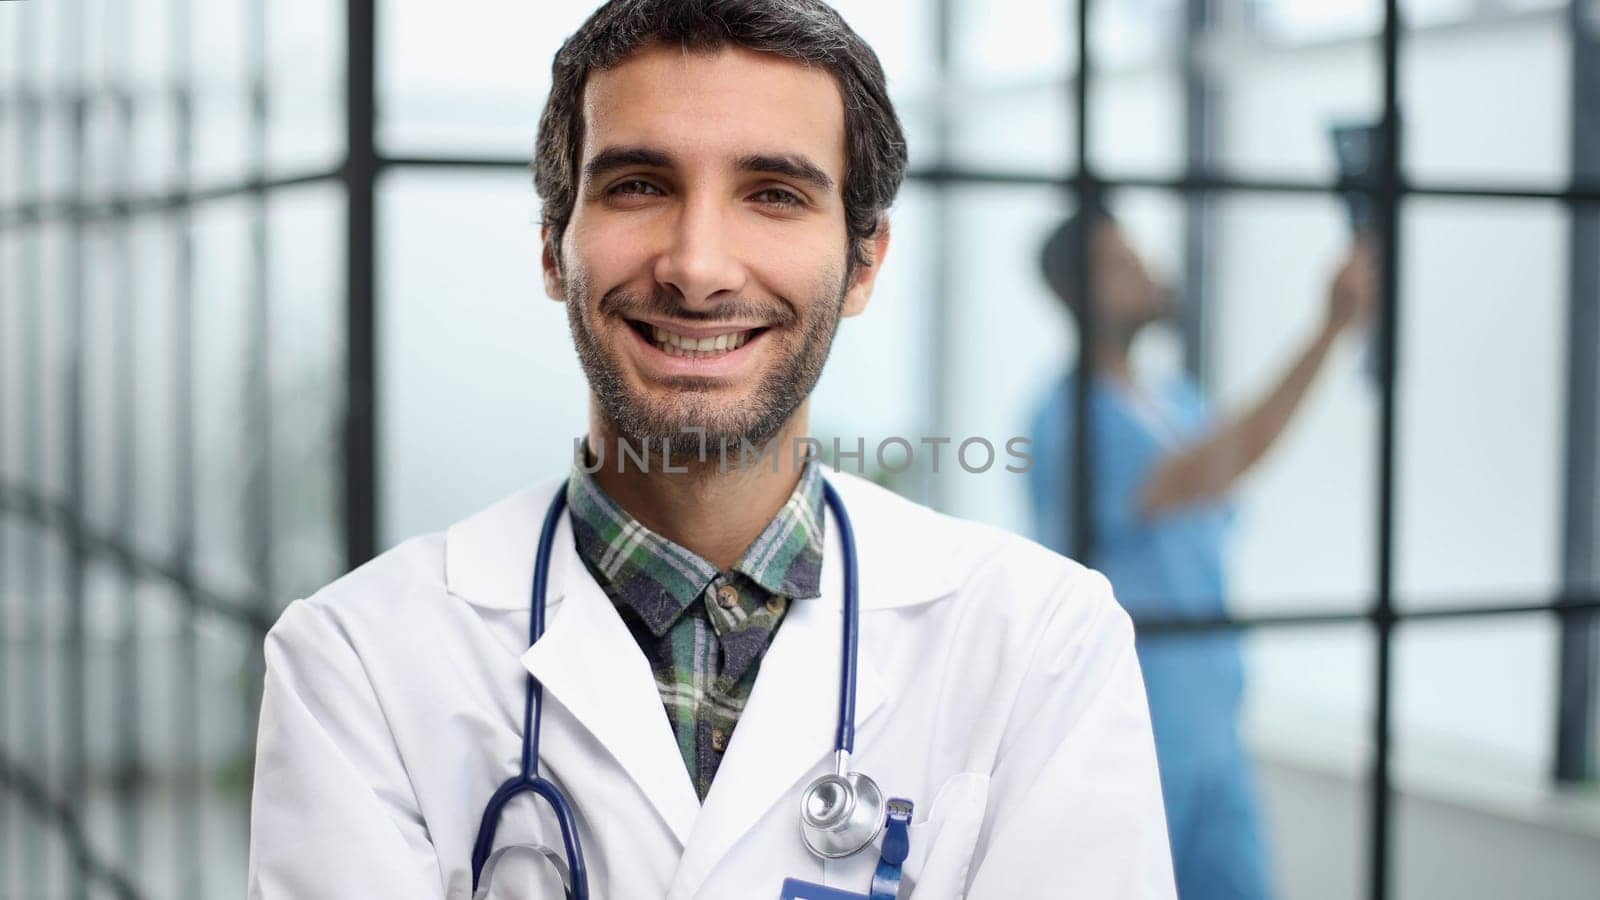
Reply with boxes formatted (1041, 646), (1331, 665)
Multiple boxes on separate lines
(565, 460), (825, 801)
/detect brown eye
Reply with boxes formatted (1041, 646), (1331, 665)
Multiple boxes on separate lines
(611, 179), (662, 196)
(752, 188), (803, 207)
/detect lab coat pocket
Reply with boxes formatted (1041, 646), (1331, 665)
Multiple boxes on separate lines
(901, 772), (991, 900)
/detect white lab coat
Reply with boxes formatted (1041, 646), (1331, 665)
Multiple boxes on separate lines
(247, 470), (1175, 899)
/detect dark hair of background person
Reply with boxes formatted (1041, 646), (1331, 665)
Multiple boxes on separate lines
(1039, 197), (1116, 320)
(533, 0), (910, 274)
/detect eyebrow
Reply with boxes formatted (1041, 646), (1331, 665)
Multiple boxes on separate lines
(733, 153), (835, 193)
(581, 145), (836, 193)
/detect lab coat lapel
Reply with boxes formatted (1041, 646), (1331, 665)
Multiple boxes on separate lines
(518, 530), (701, 848)
(668, 507), (889, 898)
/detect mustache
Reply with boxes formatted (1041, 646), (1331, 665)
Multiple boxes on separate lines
(597, 285), (800, 328)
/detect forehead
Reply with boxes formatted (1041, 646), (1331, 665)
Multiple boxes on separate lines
(580, 43), (847, 185)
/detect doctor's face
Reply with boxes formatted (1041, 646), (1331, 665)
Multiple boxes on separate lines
(544, 43), (887, 451)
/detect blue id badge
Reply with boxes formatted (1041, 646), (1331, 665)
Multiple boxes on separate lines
(780, 796), (914, 900)
(779, 879), (871, 900)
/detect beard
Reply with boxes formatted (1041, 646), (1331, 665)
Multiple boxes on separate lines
(563, 262), (850, 459)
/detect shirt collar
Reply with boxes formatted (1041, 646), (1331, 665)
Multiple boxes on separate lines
(730, 460), (824, 601)
(564, 458), (826, 636)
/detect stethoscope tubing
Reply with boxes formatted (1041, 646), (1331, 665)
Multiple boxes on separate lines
(471, 476), (861, 897)
(823, 479), (859, 756)
(470, 485), (589, 899)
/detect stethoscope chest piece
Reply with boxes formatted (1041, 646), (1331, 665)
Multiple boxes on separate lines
(799, 768), (886, 859)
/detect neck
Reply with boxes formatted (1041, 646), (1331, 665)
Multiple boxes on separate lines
(1090, 339), (1134, 383)
(586, 403), (813, 572)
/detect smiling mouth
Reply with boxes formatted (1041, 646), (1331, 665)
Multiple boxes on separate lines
(626, 320), (769, 359)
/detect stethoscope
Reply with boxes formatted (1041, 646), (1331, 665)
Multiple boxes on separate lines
(470, 478), (888, 899)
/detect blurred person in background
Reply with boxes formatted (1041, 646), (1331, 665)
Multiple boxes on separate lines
(1026, 199), (1377, 900)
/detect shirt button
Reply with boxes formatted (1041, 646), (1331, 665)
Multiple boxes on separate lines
(711, 727), (728, 753)
(765, 595), (787, 615)
(716, 584), (739, 610)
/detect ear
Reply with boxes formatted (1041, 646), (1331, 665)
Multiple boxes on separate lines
(540, 225), (565, 301)
(840, 217), (891, 318)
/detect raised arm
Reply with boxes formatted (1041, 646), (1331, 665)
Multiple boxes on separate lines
(1139, 241), (1377, 516)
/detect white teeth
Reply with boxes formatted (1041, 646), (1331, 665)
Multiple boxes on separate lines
(647, 324), (754, 355)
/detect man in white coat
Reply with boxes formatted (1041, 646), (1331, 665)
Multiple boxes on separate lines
(247, 1), (1177, 897)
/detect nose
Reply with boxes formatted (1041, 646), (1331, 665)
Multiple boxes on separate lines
(652, 194), (748, 308)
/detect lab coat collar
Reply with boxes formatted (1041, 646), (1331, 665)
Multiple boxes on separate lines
(442, 470), (943, 885)
(519, 523), (704, 847)
(445, 485), (703, 845)
(443, 469), (966, 615)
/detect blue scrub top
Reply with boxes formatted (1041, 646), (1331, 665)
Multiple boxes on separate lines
(1026, 371), (1245, 770)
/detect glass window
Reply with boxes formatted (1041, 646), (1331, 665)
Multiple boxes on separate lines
(830, 0), (938, 92)
(1207, 20), (1381, 182)
(78, 222), (134, 539)
(947, 85), (1076, 176)
(1402, 9), (1568, 187)
(378, 169), (589, 545)
(0, 100), (19, 211)
(0, 520), (26, 898)
(953, 0), (1074, 84)
(1210, 193), (1378, 614)
(35, 103), (76, 204)
(1089, 64), (1184, 179)
(0, 231), (25, 484)
(812, 184), (935, 467)
(128, 91), (181, 196)
(947, 0), (1075, 174)
(1242, 624), (1374, 900)
(1247, 0), (1382, 43)
(189, 197), (259, 599)
(126, 0), (175, 88)
(1396, 200), (1566, 608)
(120, 580), (191, 898)
(192, 88), (253, 190)
(942, 184), (1080, 531)
(190, 0), (253, 189)
(34, 222), (72, 501)
(267, 0), (344, 175)
(127, 214), (185, 564)
(1088, 0), (1185, 179)
(0, 4), (24, 87)
(1391, 615), (1599, 899)
(267, 184), (347, 603)
(193, 608), (255, 896)
(379, 1), (592, 156)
